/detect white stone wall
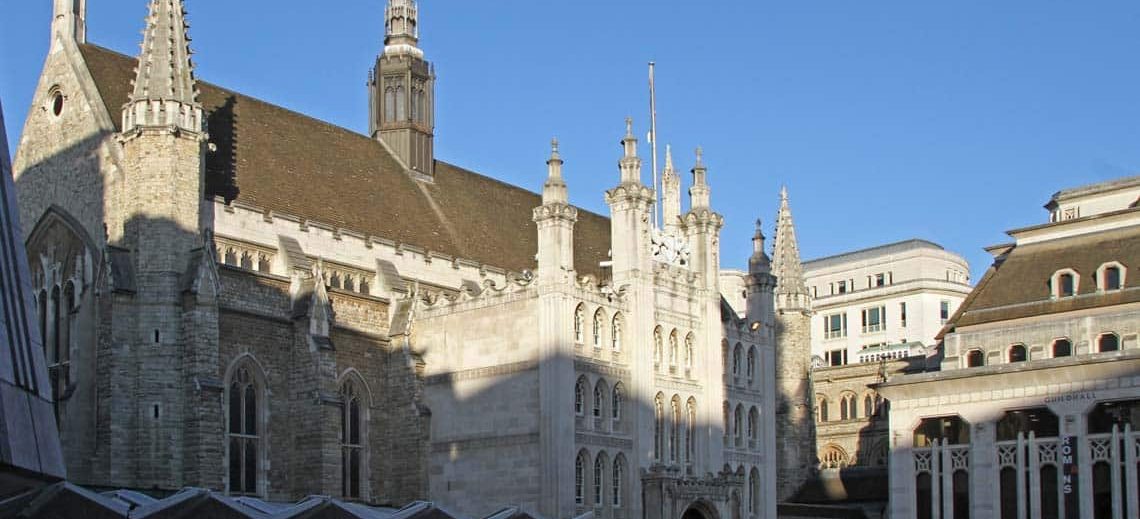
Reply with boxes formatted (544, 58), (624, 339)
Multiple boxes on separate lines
(805, 243), (971, 363)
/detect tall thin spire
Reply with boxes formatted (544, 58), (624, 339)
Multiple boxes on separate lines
(52, 0), (87, 44)
(122, 0), (203, 134)
(772, 187), (810, 312)
(661, 145), (682, 231)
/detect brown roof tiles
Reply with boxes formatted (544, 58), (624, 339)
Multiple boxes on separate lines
(79, 44), (612, 279)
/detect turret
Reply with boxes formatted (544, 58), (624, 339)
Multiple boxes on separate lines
(689, 147), (711, 211)
(533, 139), (577, 284)
(770, 187), (816, 501)
(682, 148), (722, 288)
(370, 0), (435, 176)
(746, 220), (775, 329)
(605, 119), (655, 277)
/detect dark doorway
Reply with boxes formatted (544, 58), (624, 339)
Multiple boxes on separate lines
(683, 508), (711, 519)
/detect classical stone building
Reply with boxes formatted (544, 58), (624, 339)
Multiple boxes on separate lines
(880, 175), (1140, 519)
(11, 1), (780, 518)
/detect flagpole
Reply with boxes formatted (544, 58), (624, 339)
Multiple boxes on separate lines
(649, 61), (660, 229)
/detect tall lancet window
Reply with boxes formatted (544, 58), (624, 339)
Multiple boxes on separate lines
(654, 393), (665, 461)
(611, 313), (623, 351)
(670, 396), (681, 462)
(574, 305), (585, 344)
(593, 309), (605, 349)
(685, 333), (695, 370)
(686, 398), (697, 471)
(653, 327), (663, 367)
(384, 87), (396, 123)
(228, 365), (261, 496)
(669, 330), (679, 367)
(395, 87), (407, 121)
(341, 379), (366, 499)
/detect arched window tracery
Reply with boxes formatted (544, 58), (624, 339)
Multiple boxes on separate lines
(227, 363), (263, 495)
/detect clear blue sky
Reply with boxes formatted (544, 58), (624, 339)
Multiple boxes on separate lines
(4, 1), (1140, 281)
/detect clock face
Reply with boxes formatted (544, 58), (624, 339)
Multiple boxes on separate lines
(651, 228), (691, 268)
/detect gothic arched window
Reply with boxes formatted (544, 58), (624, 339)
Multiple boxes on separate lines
(749, 467), (761, 516)
(654, 394), (665, 461)
(611, 313), (623, 351)
(574, 452), (586, 505)
(734, 405), (744, 446)
(227, 365), (262, 495)
(732, 344), (743, 378)
(1008, 344), (1027, 363)
(612, 455), (625, 508)
(748, 406), (759, 446)
(593, 309), (605, 349)
(746, 346), (756, 383)
(685, 333), (695, 370)
(669, 330), (679, 367)
(593, 456), (605, 506)
(341, 378), (366, 499)
(592, 382), (606, 419)
(574, 305), (585, 344)
(864, 395), (875, 418)
(574, 377), (587, 416)
(611, 384), (623, 422)
(653, 327), (663, 367)
(686, 398), (697, 469)
(1098, 333), (1120, 353)
(670, 396), (681, 462)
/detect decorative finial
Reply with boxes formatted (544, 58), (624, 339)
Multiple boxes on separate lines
(664, 144), (674, 171)
(756, 219), (763, 233)
(780, 185), (789, 201)
(551, 137), (560, 156)
(625, 117), (634, 137)
(695, 146), (704, 167)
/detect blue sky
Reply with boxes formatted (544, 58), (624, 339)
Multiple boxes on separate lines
(3, 1), (1140, 281)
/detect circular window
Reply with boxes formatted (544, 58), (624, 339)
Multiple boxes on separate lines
(50, 91), (65, 117)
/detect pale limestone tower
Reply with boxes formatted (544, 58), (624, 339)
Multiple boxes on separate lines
(606, 119), (655, 278)
(771, 187), (815, 501)
(111, 0), (223, 490)
(369, 0), (435, 176)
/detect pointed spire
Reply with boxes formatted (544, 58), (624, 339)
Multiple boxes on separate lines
(661, 145), (682, 231)
(772, 187), (810, 312)
(542, 138), (568, 204)
(689, 147), (710, 210)
(122, 0), (203, 134)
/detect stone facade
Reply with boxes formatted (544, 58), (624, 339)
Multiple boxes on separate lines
(12, 2), (780, 519)
(880, 176), (1140, 519)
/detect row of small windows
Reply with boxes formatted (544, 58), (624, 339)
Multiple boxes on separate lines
(823, 301), (953, 341)
(654, 326), (695, 372)
(382, 86), (429, 125)
(1051, 263), (1127, 299)
(574, 450), (628, 509)
(573, 305), (625, 352)
(574, 377), (624, 423)
(819, 442), (888, 469)
(963, 333), (1122, 368)
(722, 402), (763, 452)
(816, 392), (884, 423)
(226, 360), (369, 500)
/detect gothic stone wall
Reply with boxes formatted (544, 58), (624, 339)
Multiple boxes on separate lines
(217, 267), (426, 504)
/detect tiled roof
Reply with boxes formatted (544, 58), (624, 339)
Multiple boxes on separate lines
(946, 221), (1140, 329)
(78, 44), (612, 280)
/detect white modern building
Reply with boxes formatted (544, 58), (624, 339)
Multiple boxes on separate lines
(803, 240), (972, 366)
